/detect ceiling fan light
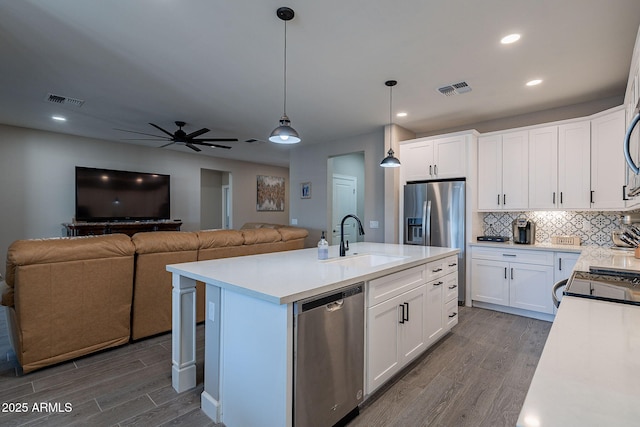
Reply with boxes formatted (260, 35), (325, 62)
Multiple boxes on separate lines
(269, 115), (300, 144)
(380, 148), (401, 168)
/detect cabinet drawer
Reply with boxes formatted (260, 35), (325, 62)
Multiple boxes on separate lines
(368, 265), (425, 307)
(443, 273), (458, 302)
(471, 247), (553, 266)
(445, 299), (458, 329)
(426, 255), (458, 281)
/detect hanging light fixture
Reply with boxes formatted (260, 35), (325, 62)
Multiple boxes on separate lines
(380, 80), (401, 167)
(269, 7), (301, 144)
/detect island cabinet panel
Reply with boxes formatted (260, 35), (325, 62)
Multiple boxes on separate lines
(366, 257), (459, 395)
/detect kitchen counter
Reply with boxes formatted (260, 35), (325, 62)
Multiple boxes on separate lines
(167, 242), (457, 304)
(470, 240), (583, 253)
(516, 244), (640, 426)
(166, 242), (459, 426)
(517, 296), (640, 427)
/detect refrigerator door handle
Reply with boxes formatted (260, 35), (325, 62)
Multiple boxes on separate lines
(422, 200), (432, 246)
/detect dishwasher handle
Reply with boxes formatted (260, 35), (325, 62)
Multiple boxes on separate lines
(326, 300), (344, 312)
(298, 283), (363, 313)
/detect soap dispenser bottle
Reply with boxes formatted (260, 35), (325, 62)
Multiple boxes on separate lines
(318, 231), (329, 260)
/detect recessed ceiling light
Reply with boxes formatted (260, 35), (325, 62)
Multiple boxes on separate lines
(396, 112), (407, 118)
(51, 115), (67, 121)
(526, 79), (543, 86)
(501, 34), (521, 44)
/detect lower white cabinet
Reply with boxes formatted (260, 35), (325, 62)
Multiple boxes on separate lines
(471, 247), (555, 315)
(366, 255), (458, 394)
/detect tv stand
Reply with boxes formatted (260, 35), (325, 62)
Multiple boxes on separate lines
(63, 220), (182, 237)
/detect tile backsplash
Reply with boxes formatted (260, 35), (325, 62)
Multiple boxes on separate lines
(482, 211), (625, 247)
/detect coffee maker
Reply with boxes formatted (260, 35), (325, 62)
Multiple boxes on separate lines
(512, 218), (535, 244)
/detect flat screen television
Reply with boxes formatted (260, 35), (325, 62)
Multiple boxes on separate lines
(75, 166), (170, 222)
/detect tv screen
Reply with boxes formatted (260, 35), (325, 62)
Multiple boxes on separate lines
(75, 166), (170, 222)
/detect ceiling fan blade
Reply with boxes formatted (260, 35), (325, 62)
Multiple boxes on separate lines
(186, 128), (210, 139)
(149, 123), (176, 138)
(121, 138), (172, 141)
(159, 141), (175, 148)
(192, 141), (232, 150)
(114, 128), (169, 138)
(193, 138), (239, 142)
(186, 143), (202, 152)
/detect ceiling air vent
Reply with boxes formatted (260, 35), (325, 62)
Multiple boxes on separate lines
(437, 81), (472, 97)
(45, 93), (85, 107)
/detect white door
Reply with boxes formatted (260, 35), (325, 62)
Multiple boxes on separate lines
(332, 174), (357, 245)
(501, 130), (529, 209)
(434, 135), (467, 179)
(477, 135), (502, 210)
(400, 139), (434, 181)
(509, 263), (555, 314)
(558, 120), (591, 209)
(528, 126), (558, 209)
(471, 259), (509, 306)
(591, 109), (626, 209)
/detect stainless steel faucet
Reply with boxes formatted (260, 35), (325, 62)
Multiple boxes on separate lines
(340, 214), (365, 256)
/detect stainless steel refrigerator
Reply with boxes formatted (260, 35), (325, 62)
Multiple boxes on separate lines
(404, 179), (465, 304)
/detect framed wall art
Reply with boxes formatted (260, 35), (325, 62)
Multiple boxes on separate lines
(256, 175), (285, 211)
(301, 182), (311, 199)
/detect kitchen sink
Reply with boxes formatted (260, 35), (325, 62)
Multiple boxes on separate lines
(322, 253), (409, 268)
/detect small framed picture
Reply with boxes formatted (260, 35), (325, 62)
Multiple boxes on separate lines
(301, 182), (311, 199)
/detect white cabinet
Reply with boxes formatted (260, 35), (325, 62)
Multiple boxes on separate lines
(552, 251), (580, 310)
(477, 130), (528, 210)
(400, 135), (467, 181)
(591, 108), (626, 210)
(366, 256), (459, 394)
(528, 123), (591, 209)
(471, 247), (554, 315)
(367, 267), (427, 393)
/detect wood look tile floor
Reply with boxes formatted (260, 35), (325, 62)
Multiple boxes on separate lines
(0, 305), (551, 427)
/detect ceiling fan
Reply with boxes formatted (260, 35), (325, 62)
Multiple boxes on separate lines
(117, 121), (238, 152)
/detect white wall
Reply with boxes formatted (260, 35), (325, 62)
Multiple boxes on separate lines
(289, 130), (386, 246)
(0, 124), (289, 276)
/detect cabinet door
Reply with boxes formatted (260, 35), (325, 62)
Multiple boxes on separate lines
(477, 135), (502, 210)
(529, 126), (558, 209)
(400, 140), (434, 182)
(445, 299), (458, 329)
(398, 285), (427, 364)
(554, 252), (579, 283)
(424, 279), (444, 346)
(367, 295), (402, 392)
(591, 109), (626, 209)
(501, 130), (529, 209)
(471, 259), (509, 306)
(558, 121), (591, 209)
(509, 263), (555, 314)
(434, 135), (467, 179)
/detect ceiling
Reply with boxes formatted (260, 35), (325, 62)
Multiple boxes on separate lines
(1, 1), (640, 167)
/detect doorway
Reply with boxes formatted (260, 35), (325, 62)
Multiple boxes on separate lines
(327, 152), (365, 245)
(201, 169), (232, 230)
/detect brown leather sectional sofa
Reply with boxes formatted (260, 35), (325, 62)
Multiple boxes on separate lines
(1, 224), (308, 373)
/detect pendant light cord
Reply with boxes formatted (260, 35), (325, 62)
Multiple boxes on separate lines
(388, 84), (393, 149)
(283, 19), (288, 116)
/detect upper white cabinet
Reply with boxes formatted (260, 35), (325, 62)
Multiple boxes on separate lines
(477, 130), (528, 210)
(591, 108), (626, 210)
(400, 134), (467, 181)
(528, 122), (591, 209)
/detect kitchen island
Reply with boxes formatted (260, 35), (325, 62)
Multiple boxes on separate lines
(167, 242), (459, 426)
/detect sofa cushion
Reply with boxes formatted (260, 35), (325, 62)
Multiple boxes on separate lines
(4, 234), (135, 306)
(277, 226), (309, 242)
(197, 229), (245, 248)
(241, 228), (282, 244)
(131, 231), (199, 254)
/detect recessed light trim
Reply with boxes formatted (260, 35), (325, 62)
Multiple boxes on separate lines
(52, 115), (67, 121)
(396, 112), (407, 118)
(501, 34), (521, 44)
(526, 79), (543, 86)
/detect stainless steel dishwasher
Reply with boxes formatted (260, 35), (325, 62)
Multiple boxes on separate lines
(293, 283), (364, 427)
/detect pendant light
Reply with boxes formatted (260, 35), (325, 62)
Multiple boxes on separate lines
(269, 7), (301, 144)
(380, 80), (401, 167)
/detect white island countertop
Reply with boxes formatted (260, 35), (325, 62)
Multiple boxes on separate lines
(517, 296), (640, 427)
(167, 242), (458, 304)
